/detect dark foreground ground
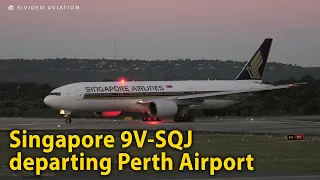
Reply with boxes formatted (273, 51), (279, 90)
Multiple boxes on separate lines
(0, 116), (319, 179)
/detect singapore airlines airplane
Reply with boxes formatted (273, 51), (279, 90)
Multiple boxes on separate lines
(44, 38), (303, 123)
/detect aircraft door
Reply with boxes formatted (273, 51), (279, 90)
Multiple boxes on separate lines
(75, 90), (83, 101)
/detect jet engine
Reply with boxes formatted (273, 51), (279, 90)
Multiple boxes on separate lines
(94, 111), (122, 117)
(149, 99), (178, 117)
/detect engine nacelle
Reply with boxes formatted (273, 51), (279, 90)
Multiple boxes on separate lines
(94, 111), (122, 117)
(149, 99), (178, 117)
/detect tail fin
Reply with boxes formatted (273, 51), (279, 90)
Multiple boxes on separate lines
(235, 38), (273, 81)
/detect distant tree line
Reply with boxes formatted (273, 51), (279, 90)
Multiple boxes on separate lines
(0, 75), (319, 117)
(0, 59), (320, 86)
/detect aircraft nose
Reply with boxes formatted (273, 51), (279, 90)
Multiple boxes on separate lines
(44, 96), (62, 108)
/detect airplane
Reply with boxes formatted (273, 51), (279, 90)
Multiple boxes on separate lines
(43, 38), (304, 123)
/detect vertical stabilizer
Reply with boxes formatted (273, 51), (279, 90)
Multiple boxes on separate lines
(236, 38), (273, 81)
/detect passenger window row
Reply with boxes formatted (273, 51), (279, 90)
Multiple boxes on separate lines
(83, 91), (220, 98)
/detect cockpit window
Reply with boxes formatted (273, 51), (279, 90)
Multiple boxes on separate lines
(49, 92), (61, 96)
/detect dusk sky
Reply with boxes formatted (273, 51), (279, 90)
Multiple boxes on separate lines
(1, 0), (319, 66)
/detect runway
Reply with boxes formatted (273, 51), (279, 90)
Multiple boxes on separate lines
(0, 116), (320, 135)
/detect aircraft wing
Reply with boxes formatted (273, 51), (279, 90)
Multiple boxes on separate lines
(137, 83), (305, 103)
(174, 83), (300, 101)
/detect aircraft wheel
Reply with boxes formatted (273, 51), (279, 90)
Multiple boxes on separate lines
(65, 118), (72, 124)
(156, 117), (162, 121)
(174, 116), (183, 122)
(142, 116), (147, 121)
(187, 116), (194, 122)
(182, 116), (188, 122)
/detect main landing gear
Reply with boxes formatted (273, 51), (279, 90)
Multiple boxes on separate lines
(141, 112), (194, 122)
(142, 115), (163, 121)
(174, 115), (194, 122)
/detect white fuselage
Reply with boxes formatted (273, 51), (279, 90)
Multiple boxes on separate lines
(44, 80), (272, 113)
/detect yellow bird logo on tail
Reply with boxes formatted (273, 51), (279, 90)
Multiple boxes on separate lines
(246, 50), (263, 79)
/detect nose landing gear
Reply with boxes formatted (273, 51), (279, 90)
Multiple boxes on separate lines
(64, 114), (72, 123)
(61, 110), (72, 123)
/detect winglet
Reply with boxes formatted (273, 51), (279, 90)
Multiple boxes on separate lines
(236, 38), (273, 81)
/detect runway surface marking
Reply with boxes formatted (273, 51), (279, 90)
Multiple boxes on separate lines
(2, 124), (35, 126)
